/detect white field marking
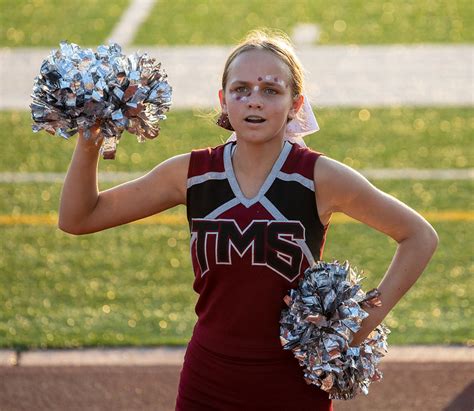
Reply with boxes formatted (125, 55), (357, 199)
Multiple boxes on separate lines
(383, 345), (474, 363)
(0, 169), (472, 184)
(9, 345), (474, 366)
(19, 347), (186, 366)
(292, 23), (321, 45)
(107, 0), (157, 46)
(361, 168), (474, 180)
(0, 172), (143, 183)
(0, 350), (18, 366)
(2, 45), (473, 109)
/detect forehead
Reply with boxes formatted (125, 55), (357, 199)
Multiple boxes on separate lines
(227, 49), (291, 83)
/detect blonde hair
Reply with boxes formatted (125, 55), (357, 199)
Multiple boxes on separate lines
(221, 29), (304, 98)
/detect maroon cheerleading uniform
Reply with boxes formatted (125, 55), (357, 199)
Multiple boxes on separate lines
(176, 141), (333, 410)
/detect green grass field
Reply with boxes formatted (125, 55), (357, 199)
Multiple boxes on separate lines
(2, 180), (472, 217)
(0, 0), (129, 47)
(2, 108), (472, 173)
(135, 0), (472, 45)
(1, 0), (472, 47)
(0, 108), (473, 349)
(1, 210), (472, 349)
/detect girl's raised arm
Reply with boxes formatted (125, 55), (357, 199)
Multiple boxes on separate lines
(314, 156), (439, 345)
(58, 126), (189, 235)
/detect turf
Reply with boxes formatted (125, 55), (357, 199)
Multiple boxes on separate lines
(2, 107), (473, 173)
(1, 180), (473, 216)
(1, 0), (472, 353)
(1, 105), (472, 349)
(0, 176), (472, 348)
(1, 0), (471, 48)
(134, 0), (473, 45)
(0, 0), (129, 47)
(324, 220), (473, 345)
(1, 217), (471, 349)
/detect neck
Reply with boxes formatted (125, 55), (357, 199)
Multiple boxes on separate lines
(232, 138), (286, 178)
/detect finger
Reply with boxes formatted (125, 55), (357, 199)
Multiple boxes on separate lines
(78, 122), (103, 144)
(283, 295), (292, 306)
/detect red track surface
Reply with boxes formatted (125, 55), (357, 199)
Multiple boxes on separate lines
(1, 362), (473, 410)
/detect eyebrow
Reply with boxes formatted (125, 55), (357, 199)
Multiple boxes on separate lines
(229, 80), (284, 88)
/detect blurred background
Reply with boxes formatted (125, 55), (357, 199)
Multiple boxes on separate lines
(0, 0), (472, 352)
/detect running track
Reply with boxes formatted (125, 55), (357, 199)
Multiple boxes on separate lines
(1, 362), (472, 410)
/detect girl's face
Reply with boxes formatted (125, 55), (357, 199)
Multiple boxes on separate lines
(220, 49), (303, 144)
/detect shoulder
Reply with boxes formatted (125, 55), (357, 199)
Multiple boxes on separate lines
(145, 152), (191, 199)
(190, 142), (229, 157)
(314, 155), (364, 182)
(282, 142), (322, 179)
(157, 152), (191, 173)
(289, 142), (323, 159)
(313, 155), (379, 212)
(160, 142), (229, 174)
(188, 142), (230, 177)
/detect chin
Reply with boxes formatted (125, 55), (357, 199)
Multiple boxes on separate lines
(234, 127), (285, 145)
(236, 132), (284, 145)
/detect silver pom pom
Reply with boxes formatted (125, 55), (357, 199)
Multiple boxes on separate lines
(280, 261), (390, 400)
(31, 41), (172, 159)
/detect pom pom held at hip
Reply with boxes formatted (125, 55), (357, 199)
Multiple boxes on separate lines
(280, 260), (390, 400)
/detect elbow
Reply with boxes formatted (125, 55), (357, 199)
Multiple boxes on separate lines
(58, 222), (80, 235)
(430, 225), (439, 248)
(399, 218), (439, 255)
(58, 217), (87, 235)
(420, 221), (439, 255)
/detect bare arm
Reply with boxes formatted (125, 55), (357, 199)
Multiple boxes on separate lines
(58, 126), (189, 234)
(314, 156), (439, 345)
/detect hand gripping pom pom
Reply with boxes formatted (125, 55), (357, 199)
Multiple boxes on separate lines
(280, 261), (390, 400)
(30, 41), (172, 159)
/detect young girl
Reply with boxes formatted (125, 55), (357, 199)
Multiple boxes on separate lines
(59, 30), (438, 410)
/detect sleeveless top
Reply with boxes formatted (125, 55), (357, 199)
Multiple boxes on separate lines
(186, 140), (329, 360)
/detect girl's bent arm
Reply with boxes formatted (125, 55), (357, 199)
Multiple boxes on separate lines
(58, 129), (190, 235)
(314, 156), (439, 345)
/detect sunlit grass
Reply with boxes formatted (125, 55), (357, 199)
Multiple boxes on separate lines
(1, 218), (471, 348)
(1, 180), (472, 216)
(1, 103), (472, 349)
(0, 177), (472, 348)
(1, 108), (472, 173)
(135, 0), (472, 45)
(1, 0), (471, 47)
(0, 223), (195, 349)
(323, 221), (473, 345)
(0, 0), (129, 47)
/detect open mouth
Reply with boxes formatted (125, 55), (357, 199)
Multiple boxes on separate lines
(245, 116), (266, 124)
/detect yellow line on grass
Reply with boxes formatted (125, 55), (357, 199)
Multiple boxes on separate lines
(0, 211), (473, 226)
(0, 213), (187, 226)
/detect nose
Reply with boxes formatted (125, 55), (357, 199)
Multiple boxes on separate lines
(246, 91), (263, 109)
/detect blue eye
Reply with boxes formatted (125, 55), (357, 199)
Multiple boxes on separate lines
(264, 88), (277, 95)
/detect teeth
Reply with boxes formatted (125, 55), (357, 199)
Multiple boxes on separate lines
(246, 116), (264, 120)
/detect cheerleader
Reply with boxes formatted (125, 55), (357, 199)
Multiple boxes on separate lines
(59, 29), (438, 410)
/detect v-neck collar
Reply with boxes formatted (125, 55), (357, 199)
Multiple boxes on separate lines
(224, 141), (292, 208)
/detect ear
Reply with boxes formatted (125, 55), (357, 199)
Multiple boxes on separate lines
(288, 94), (304, 120)
(218, 89), (228, 114)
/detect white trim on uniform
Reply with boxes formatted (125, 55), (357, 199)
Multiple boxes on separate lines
(224, 141), (293, 208)
(276, 171), (315, 191)
(187, 172), (227, 189)
(205, 197), (241, 219)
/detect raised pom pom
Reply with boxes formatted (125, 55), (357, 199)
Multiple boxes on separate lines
(31, 41), (172, 159)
